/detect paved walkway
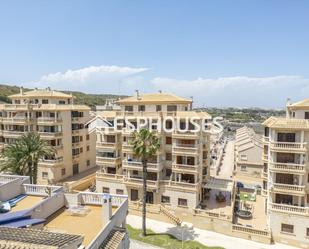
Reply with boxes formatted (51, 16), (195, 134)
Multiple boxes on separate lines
(127, 214), (298, 249)
(217, 140), (234, 179)
(130, 240), (162, 249)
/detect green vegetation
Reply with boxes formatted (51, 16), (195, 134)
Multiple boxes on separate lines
(127, 225), (224, 249)
(196, 107), (285, 123)
(239, 192), (256, 202)
(0, 133), (55, 184)
(0, 83), (126, 109)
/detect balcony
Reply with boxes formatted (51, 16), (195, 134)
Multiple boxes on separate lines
(2, 117), (34, 124)
(262, 153), (268, 162)
(270, 202), (309, 216)
(269, 141), (307, 153)
(96, 172), (124, 183)
(172, 163), (199, 173)
(272, 183), (305, 195)
(122, 143), (133, 153)
(123, 177), (158, 190)
(161, 180), (199, 192)
(269, 162), (306, 174)
(172, 144), (198, 155)
(96, 142), (120, 150)
(261, 171), (268, 179)
(72, 129), (82, 135)
(2, 130), (25, 138)
(263, 136), (270, 143)
(39, 157), (64, 167)
(122, 160), (162, 171)
(172, 130), (199, 139)
(37, 117), (62, 124)
(38, 131), (63, 139)
(96, 156), (121, 165)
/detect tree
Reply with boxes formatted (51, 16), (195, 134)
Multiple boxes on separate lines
(130, 128), (160, 236)
(0, 133), (55, 184)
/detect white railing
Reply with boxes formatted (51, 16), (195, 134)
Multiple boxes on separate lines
(273, 183), (305, 193)
(193, 208), (232, 221)
(39, 157), (64, 165)
(96, 142), (118, 148)
(172, 163), (199, 171)
(124, 177), (158, 188)
(270, 202), (309, 215)
(232, 224), (271, 237)
(96, 157), (121, 164)
(172, 145), (198, 154)
(122, 160), (160, 170)
(269, 162), (305, 173)
(263, 136), (269, 143)
(96, 172), (124, 181)
(79, 192), (127, 207)
(23, 184), (63, 196)
(37, 117), (62, 123)
(0, 175), (29, 184)
(38, 131), (63, 137)
(270, 141), (307, 150)
(169, 180), (199, 190)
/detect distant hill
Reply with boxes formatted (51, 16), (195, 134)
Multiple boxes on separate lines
(0, 84), (127, 109)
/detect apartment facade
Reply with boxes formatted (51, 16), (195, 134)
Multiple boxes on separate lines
(0, 88), (96, 184)
(263, 98), (309, 248)
(234, 126), (263, 177)
(96, 91), (211, 210)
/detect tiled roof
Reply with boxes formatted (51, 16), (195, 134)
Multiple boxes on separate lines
(0, 227), (83, 249)
(9, 89), (73, 99)
(116, 92), (192, 104)
(263, 117), (309, 130)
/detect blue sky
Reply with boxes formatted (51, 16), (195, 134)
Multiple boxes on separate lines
(0, 0), (309, 108)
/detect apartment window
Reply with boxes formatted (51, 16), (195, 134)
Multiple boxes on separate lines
(80, 136), (83, 142)
(166, 137), (172, 145)
(161, 195), (170, 204)
(307, 228), (309, 237)
(125, 106), (133, 112)
(240, 165), (247, 171)
(178, 198), (187, 207)
(42, 172), (48, 179)
(80, 147), (83, 153)
(166, 153), (172, 161)
(240, 155), (247, 161)
(116, 189), (124, 195)
(138, 105), (145, 112)
(292, 112), (295, 118)
(15, 100), (20, 104)
(102, 187), (110, 193)
(131, 189), (138, 201)
(156, 105), (162, 112)
(87, 145), (90, 151)
(264, 127), (269, 137)
(166, 169), (172, 177)
(305, 112), (309, 120)
(167, 105), (177, 112)
(281, 224), (294, 234)
(42, 99), (49, 104)
(133, 170), (138, 176)
(86, 134), (90, 140)
(59, 100), (65, 104)
(61, 168), (66, 176)
(87, 160), (90, 167)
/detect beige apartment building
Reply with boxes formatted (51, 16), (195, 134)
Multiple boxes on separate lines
(263, 98), (309, 248)
(95, 91), (211, 209)
(0, 88), (96, 184)
(234, 126), (263, 178)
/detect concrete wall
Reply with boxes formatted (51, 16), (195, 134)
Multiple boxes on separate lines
(0, 179), (24, 201)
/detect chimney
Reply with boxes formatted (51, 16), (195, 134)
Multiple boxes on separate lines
(135, 90), (140, 99)
(102, 194), (112, 224)
(20, 87), (24, 95)
(158, 90), (162, 93)
(286, 98), (291, 118)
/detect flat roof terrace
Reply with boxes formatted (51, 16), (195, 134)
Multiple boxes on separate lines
(10, 196), (43, 212)
(45, 205), (117, 246)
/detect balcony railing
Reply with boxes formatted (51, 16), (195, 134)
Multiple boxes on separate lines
(163, 180), (199, 191)
(2, 130), (25, 138)
(232, 224), (271, 237)
(2, 117), (34, 124)
(23, 183), (63, 196)
(172, 130), (199, 138)
(96, 156), (121, 165)
(263, 136), (269, 143)
(122, 160), (161, 171)
(39, 157), (64, 165)
(96, 142), (119, 149)
(96, 172), (124, 182)
(38, 131), (63, 138)
(270, 141), (307, 152)
(172, 163), (199, 172)
(172, 144), (198, 155)
(272, 183), (305, 194)
(269, 162), (306, 174)
(37, 117), (62, 123)
(123, 177), (158, 189)
(270, 202), (309, 216)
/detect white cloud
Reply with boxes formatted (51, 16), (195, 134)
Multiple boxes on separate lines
(151, 75), (309, 108)
(31, 65), (149, 94)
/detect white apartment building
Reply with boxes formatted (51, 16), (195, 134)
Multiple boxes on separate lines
(95, 91), (211, 210)
(0, 88), (96, 184)
(263, 98), (309, 248)
(234, 126), (263, 178)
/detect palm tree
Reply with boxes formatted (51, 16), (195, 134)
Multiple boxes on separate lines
(130, 128), (160, 236)
(0, 141), (28, 175)
(0, 133), (55, 184)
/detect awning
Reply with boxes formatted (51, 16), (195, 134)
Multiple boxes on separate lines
(204, 177), (234, 192)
